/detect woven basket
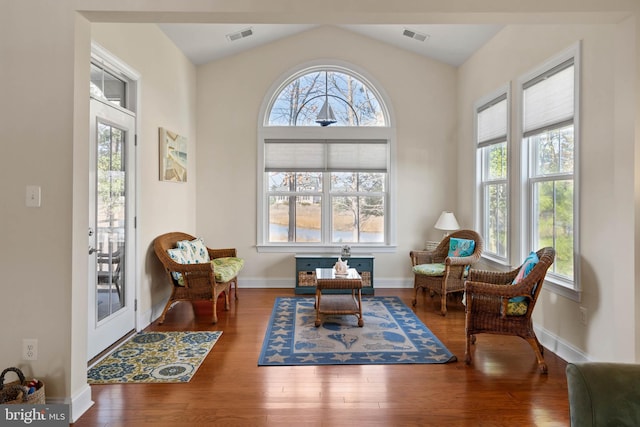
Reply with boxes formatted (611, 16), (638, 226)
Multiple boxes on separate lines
(0, 367), (45, 404)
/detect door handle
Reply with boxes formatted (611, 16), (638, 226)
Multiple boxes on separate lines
(89, 247), (98, 255)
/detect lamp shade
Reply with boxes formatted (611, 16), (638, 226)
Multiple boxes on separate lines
(434, 211), (460, 231)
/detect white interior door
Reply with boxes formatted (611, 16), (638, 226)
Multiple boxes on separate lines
(88, 97), (136, 361)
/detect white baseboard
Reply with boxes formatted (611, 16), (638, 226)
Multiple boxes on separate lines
(68, 383), (94, 423)
(535, 323), (589, 363)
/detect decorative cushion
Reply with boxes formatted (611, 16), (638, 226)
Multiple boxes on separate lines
(413, 263), (469, 278)
(413, 263), (445, 276)
(506, 300), (529, 316)
(177, 238), (210, 263)
(211, 257), (245, 283)
(509, 251), (540, 303)
(448, 238), (476, 258)
(167, 247), (196, 282)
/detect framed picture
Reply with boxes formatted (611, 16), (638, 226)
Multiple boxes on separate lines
(159, 127), (187, 182)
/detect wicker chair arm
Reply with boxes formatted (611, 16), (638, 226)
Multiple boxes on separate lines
(208, 247), (237, 259)
(172, 262), (215, 274)
(467, 268), (518, 284)
(446, 253), (481, 267)
(409, 250), (444, 266)
(465, 280), (532, 300)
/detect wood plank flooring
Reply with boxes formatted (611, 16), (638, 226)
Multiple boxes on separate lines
(73, 288), (570, 426)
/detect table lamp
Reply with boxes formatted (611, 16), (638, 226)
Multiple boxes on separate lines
(434, 211), (460, 237)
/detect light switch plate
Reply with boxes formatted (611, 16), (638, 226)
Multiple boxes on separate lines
(26, 185), (41, 207)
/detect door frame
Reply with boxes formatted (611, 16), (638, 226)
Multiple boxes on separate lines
(89, 43), (141, 358)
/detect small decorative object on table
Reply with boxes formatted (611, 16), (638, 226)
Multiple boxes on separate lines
(334, 256), (349, 275)
(0, 367), (45, 404)
(341, 245), (351, 258)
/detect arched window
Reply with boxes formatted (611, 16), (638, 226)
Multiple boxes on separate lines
(258, 64), (395, 252)
(266, 68), (387, 127)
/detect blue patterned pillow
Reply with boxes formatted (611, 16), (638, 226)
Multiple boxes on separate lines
(177, 238), (210, 264)
(448, 238), (475, 258)
(167, 247), (196, 283)
(509, 251), (539, 303)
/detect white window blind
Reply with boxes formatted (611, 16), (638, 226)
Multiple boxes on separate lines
(477, 96), (507, 146)
(523, 60), (574, 136)
(264, 139), (388, 172)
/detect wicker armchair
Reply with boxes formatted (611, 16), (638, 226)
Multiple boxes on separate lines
(153, 232), (243, 324)
(410, 229), (484, 316)
(464, 247), (555, 373)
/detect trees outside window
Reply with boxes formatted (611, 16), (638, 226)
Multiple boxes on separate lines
(522, 51), (578, 290)
(476, 91), (509, 262)
(259, 65), (392, 250)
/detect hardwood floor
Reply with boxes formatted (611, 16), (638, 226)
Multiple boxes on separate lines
(73, 288), (570, 426)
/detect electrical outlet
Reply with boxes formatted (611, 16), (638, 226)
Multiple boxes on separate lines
(22, 339), (38, 360)
(579, 307), (587, 325)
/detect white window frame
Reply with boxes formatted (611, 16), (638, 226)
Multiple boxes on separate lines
(517, 42), (581, 301)
(474, 85), (510, 266)
(256, 61), (397, 253)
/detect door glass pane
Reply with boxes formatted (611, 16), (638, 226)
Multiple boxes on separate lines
(90, 63), (127, 108)
(96, 121), (126, 321)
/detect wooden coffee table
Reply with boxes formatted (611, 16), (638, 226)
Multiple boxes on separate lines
(314, 268), (364, 327)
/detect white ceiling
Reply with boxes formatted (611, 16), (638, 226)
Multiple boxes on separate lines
(158, 24), (504, 67)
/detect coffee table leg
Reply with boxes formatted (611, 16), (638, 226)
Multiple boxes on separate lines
(315, 289), (322, 327)
(356, 288), (364, 327)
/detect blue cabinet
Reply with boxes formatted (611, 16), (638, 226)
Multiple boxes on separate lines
(295, 254), (374, 295)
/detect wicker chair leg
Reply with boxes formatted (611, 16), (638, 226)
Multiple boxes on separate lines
(233, 278), (239, 300)
(224, 289), (230, 310)
(157, 295), (177, 325)
(412, 284), (420, 306)
(525, 337), (548, 374)
(211, 297), (218, 324)
(464, 335), (473, 365)
(157, 304), (170, 325)
(440, 293), (447, 316)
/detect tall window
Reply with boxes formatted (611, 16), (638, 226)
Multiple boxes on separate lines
(521, 49), (579, 291)
(258, 65), (394, 250)
(476, 91), (509, 262)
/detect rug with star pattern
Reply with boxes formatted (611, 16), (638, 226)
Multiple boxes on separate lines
(258, 296), (456, 366)
(88, 331), (222, 383)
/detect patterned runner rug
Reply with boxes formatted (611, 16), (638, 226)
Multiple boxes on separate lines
(258, 296), (456, 366)
(88, 331), (222, 383)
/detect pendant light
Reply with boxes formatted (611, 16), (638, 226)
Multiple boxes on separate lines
(315, 72), (337, 126)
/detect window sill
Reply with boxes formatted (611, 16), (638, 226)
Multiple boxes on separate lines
(256, 244), (397, 254)
(544, 277), (581, 302)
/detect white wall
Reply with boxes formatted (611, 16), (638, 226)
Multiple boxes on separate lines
(195, 26), (458, 286)
(457, 22), (637, 362)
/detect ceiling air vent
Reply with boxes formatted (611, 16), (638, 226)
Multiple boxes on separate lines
(402, 28), (429, 42)
(226, 28), (254, 42)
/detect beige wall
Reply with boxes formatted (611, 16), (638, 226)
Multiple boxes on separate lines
(458, 22), (637, 361)
(195, 25), (458, 285)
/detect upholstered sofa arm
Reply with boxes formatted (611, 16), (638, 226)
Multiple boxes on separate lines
(566, 362), (640, 427)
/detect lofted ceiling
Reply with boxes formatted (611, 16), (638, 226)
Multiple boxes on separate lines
(158, 24), (504, 67)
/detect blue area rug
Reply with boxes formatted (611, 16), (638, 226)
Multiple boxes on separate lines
(88, 331), (222, 383)
(258, 296), (456, 366)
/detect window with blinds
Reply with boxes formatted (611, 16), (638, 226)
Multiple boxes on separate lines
(521, 48), (578, 293)
(476, 91), (509, 262)
(259, 65), (393, 248)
